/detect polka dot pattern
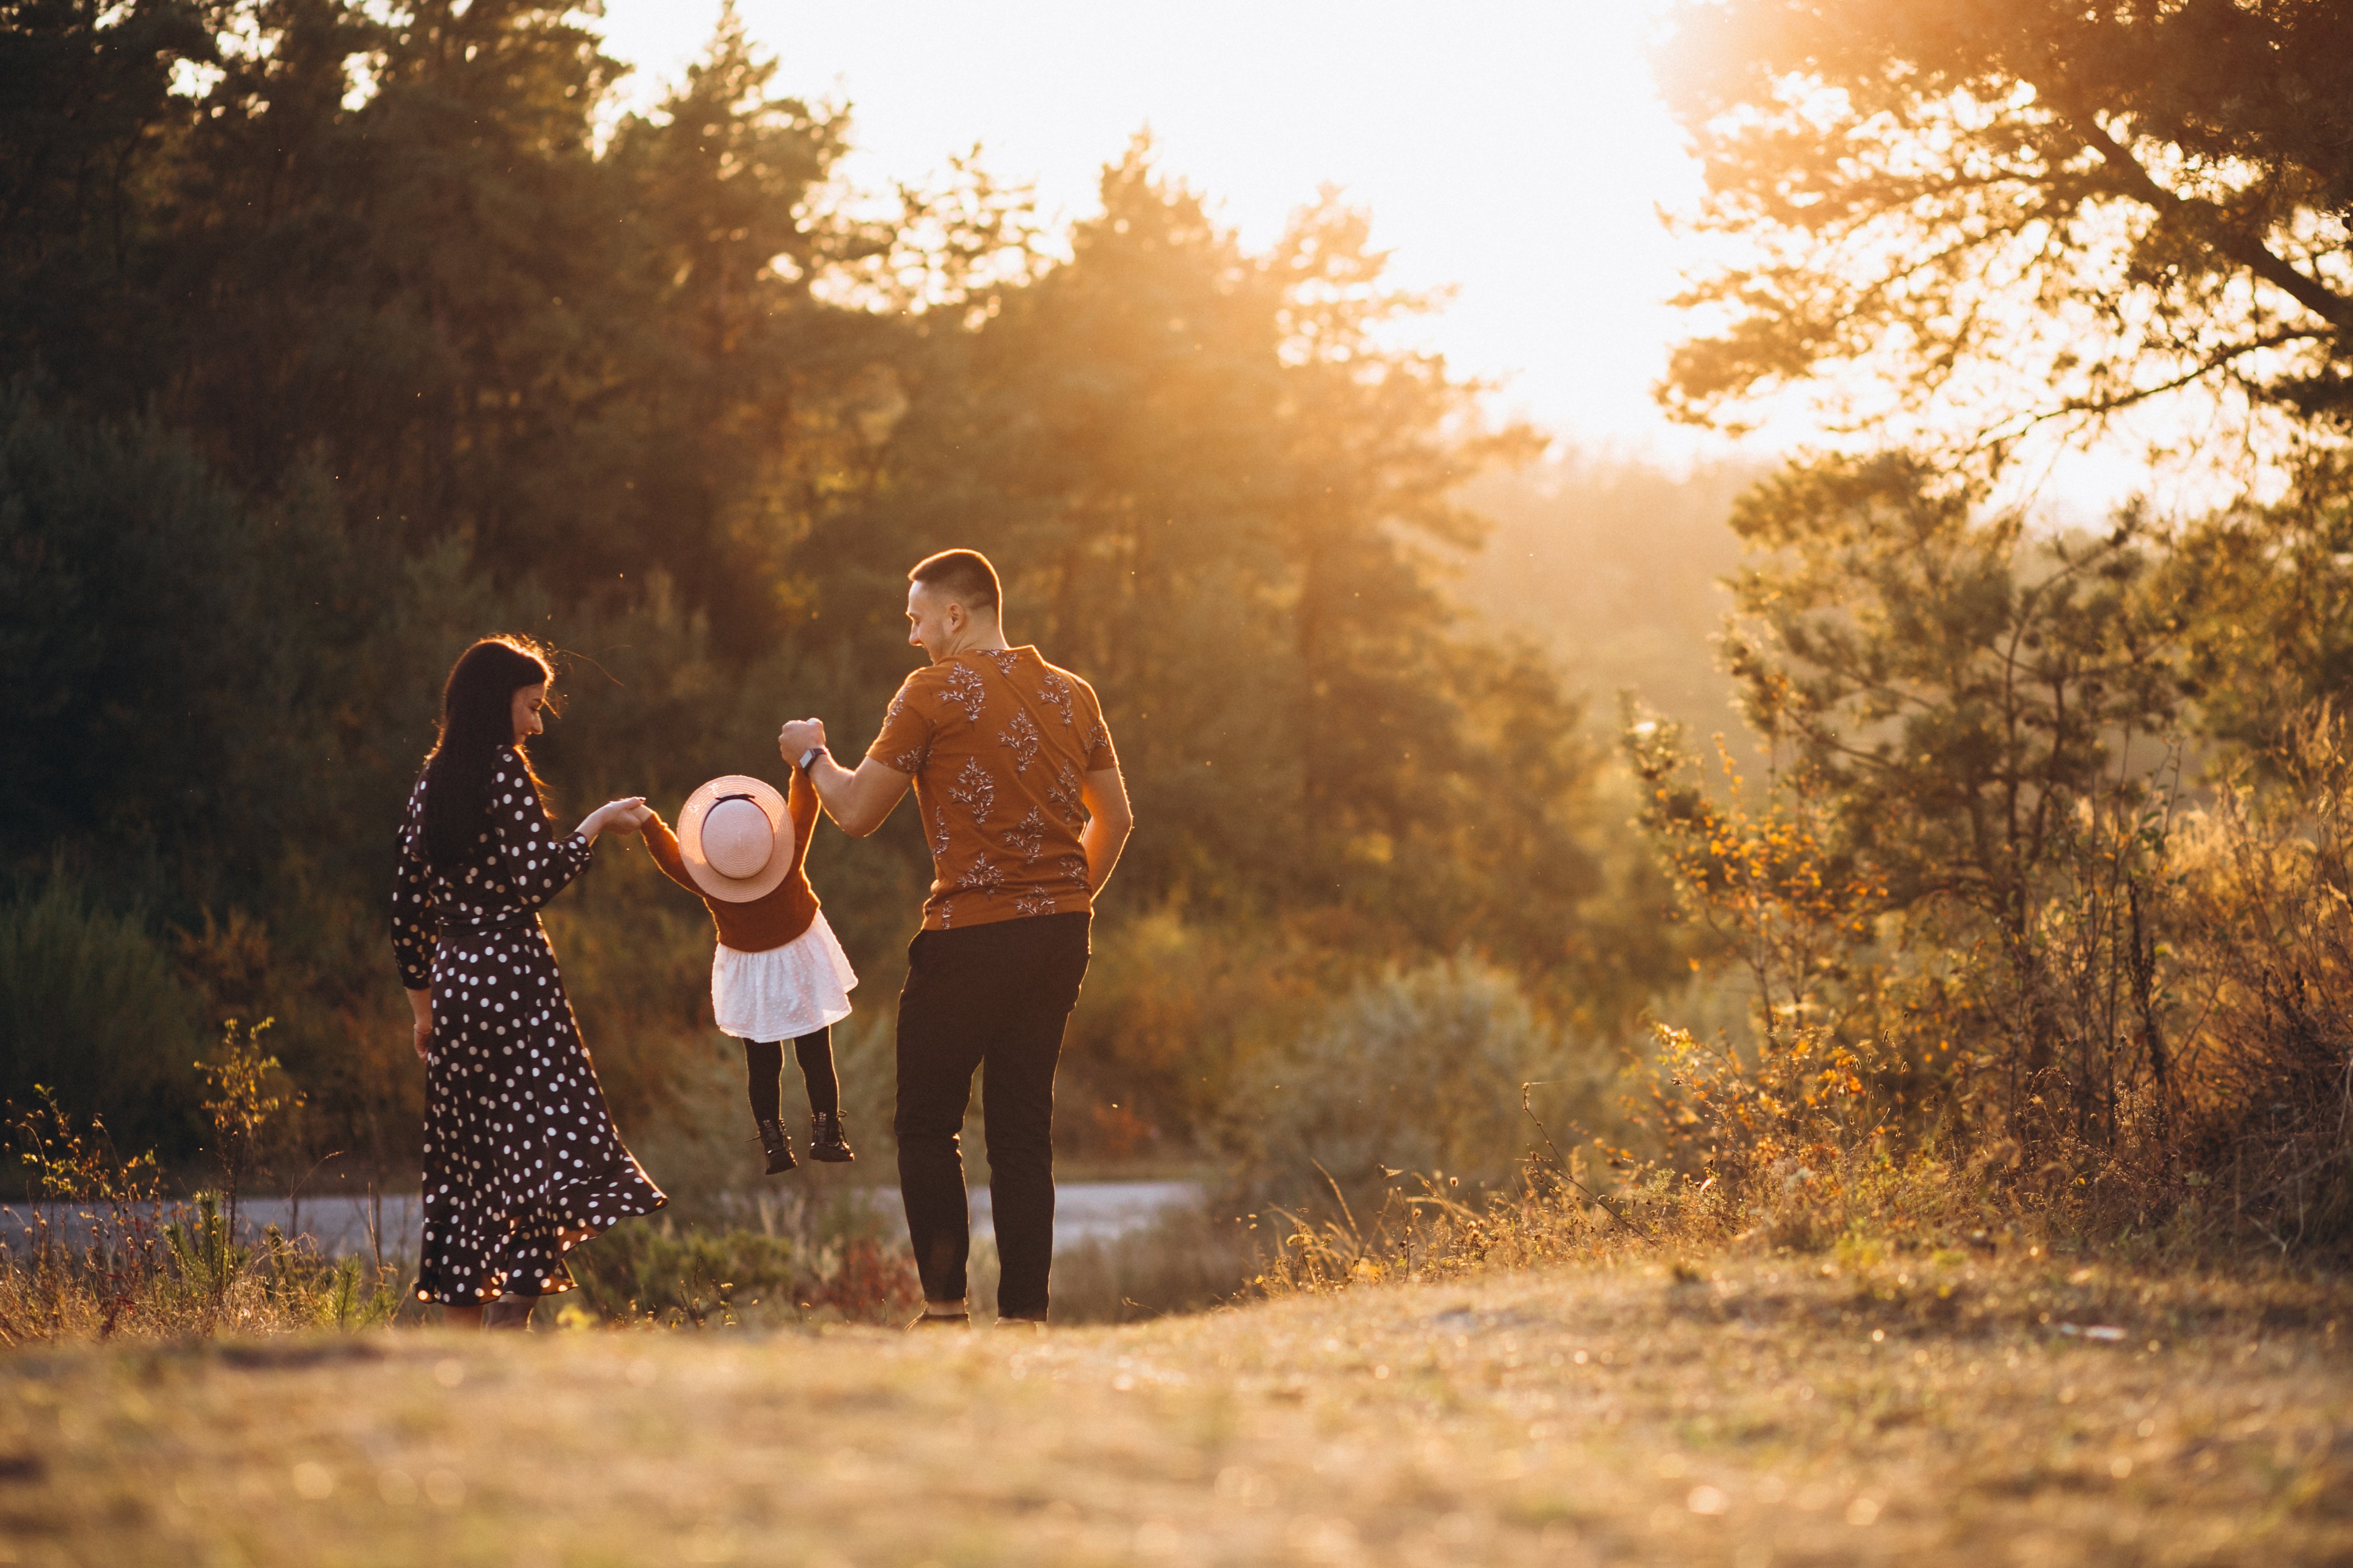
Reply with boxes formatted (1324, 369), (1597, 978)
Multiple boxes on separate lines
(391, 748), (666, 1304)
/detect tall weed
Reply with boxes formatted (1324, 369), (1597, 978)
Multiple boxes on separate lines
(1, 1096), (404, 1344)
(2170, 711), (2353, 1254)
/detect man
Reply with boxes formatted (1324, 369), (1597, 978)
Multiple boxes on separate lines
(777, 549), (1133, 1326)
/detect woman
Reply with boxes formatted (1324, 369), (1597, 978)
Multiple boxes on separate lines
(391, 636), (666, 1328)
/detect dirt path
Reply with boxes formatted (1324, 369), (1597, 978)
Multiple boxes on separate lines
(3, 1254), (2347, 1566)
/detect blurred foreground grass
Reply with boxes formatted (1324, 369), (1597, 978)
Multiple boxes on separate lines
(1, 1250), (2346, 1567)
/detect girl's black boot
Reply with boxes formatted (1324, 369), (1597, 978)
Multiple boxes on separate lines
(757, 1118), (796, 1175)
(809, 1110), (855, 1164)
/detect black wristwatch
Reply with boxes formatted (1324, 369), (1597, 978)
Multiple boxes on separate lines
(798, 745), (828, 771)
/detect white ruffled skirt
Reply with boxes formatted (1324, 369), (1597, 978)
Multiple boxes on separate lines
(710, 912), (859, 1041)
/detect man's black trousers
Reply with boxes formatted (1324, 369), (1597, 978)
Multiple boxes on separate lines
(894, 911), (1090, 1320)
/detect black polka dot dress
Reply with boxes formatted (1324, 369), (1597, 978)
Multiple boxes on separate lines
(391, 747), (665, 1303)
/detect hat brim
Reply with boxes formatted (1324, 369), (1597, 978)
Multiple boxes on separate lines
(677, 774), (794, 904)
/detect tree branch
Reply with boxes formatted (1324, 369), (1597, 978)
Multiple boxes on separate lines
(1981, 327), (2331, 447)
(2063, 108), (2353, 335)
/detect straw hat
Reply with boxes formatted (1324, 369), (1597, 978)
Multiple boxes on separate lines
(676, 775), (793, 903)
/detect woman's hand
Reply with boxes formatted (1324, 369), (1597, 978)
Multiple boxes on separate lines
(408, 987), (434, 1062)
(574, 796), (649, 842)
(601, 799), (653, 835)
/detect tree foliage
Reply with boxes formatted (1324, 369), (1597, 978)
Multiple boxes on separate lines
(0, 2), (1658, 1164)
(794, 147), (1612, 991)
(1633, 5), (2353, 1242)
(1631, 455), (2185, 1146)
(1660, 0), (2353, 460)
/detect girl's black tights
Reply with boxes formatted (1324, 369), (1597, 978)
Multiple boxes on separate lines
(743, 1027), (840, 1124)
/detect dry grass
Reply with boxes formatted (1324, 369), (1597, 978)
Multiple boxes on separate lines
(2, 1249), (2345, 1567)
(0, 1196), (409, 1347)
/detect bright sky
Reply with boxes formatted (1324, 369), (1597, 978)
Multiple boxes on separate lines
(595, 0), (1709, 462)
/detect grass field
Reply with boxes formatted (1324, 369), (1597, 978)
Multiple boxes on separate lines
(2, 1249), (2347, 1567)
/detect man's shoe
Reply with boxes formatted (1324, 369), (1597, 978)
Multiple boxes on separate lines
(809, 1110), (855, 1163)
(994, 1314), (1047, 1333)
(757, 1119), (796, 1175)
(907, 1309), (970, 1330)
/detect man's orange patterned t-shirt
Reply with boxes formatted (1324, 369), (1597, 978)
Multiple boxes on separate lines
(866, 646), (1119, 931)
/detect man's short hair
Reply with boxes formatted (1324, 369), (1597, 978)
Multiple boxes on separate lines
(908, 549), (1002, 615)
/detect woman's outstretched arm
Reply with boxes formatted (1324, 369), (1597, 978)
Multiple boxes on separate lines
(569, 798), (651, 844)
(492, 750), (643, 906)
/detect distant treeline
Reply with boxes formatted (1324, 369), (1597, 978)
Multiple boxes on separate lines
(0, 1), (1683, 1172)
(17, 2), (2343, 1257)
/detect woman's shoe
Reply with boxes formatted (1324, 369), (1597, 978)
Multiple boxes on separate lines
(757, 1119), (796, 1174)
(483, 1294), (536, 1330)
(809, 1110), (855, 1163)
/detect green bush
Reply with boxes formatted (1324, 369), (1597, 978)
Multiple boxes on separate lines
(564, 1190), (922, 1327)
(0, 876), (202, 1154)
(565, 1221), (804, 1326)
(1216, 957), (1607, 1207)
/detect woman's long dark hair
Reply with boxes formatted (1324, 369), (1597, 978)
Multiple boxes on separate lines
(420, 637), (555, 870)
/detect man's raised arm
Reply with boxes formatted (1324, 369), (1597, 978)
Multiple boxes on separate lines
(777, 719), (913, 838)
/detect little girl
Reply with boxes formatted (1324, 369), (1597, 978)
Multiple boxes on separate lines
(643, 767), (857, 1172)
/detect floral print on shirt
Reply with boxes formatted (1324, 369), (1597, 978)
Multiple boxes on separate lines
(867, 647), (1118, 930)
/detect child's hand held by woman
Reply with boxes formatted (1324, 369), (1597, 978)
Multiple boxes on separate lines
(575, 796), (649, 841)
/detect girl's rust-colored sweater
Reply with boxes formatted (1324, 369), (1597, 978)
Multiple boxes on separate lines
(643, 768), (822, 954)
